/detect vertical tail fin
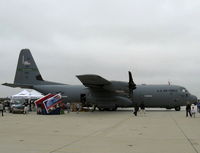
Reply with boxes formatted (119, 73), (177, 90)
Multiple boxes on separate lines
(14, 49), (44, 85)
(2, 49), (64, 88)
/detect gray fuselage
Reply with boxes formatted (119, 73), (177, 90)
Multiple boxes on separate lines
(32, 82), (197, 109)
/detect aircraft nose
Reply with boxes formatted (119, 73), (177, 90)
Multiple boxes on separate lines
(190, 95), (198, 104)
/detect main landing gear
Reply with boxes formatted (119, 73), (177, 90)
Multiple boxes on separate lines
(175, 106), (181, 111)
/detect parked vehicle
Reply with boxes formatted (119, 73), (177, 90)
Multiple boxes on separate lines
(10, 99), (25, 113)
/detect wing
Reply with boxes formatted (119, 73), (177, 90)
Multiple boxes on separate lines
(76, 74), (111, 88)
(76, 74), (132, 108)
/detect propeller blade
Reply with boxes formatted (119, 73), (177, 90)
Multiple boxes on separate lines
(128, 71), (136, 90)
(128, 71), (136, 101)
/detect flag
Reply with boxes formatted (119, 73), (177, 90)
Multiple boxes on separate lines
(43, 93), (62, 113)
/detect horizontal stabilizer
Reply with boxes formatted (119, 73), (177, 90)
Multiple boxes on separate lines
(76, 74), (110, 88)
(2, 83), (33, 88)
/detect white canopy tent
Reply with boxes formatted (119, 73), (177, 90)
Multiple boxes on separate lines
(11, 90), (43, 99)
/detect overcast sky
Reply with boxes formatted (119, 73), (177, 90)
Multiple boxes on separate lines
(0, 0), (200, 98)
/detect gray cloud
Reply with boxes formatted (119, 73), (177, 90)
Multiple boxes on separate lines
(0, 0), (200, 97)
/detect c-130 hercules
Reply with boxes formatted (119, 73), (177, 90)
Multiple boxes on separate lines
(3, 49), (197, 111)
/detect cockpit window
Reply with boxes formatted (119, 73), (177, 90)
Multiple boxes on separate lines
(181, 88), (188, 93)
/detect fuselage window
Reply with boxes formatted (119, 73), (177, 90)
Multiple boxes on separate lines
(157, 89), (178, 92)
(169, 89), (177, 92)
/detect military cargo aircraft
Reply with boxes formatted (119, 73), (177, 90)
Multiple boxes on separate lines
(2, 49), (197, 111)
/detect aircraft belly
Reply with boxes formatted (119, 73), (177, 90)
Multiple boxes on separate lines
(94, 96), (132, 107)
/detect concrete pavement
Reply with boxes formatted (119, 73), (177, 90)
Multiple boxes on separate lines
(0, 110), (199, 153)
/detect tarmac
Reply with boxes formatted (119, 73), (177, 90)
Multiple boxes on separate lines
(0, 109), (200, 153)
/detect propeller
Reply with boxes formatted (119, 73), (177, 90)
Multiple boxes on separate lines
(128, 71), (136, 99)
(128, 71), (138, 116)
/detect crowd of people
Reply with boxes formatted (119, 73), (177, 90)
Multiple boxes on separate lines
(1, 99), (200, 117)
(132, 102), (200, 117)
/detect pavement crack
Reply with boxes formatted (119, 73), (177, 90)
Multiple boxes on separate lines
(171, 114), (199, 153)
(48, 129), (99, 153)
(49, 116), (131, 153)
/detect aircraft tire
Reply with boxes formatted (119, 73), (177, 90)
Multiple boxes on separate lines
(98, 107), (104, 111)
(175, 106), (181, 111)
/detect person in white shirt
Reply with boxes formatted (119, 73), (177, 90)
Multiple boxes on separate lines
(24, 103), (28, 114)
(191, 105), (196, 118)
(66, 102), (71, 113)
(76, 103), (81, 114)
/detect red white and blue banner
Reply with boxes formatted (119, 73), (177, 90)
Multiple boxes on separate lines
(43, 93), (62, 113)
(34, 94), (54, 108)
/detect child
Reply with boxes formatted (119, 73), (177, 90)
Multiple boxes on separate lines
(191, 106), (196, 118)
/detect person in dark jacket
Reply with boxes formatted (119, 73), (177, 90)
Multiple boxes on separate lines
(197, 102), (200, 113)
(140, 103), (145, 114)
(186, 103), (192, 117)
(133, 104), (139, 116)
(0, 103), (4, 116)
